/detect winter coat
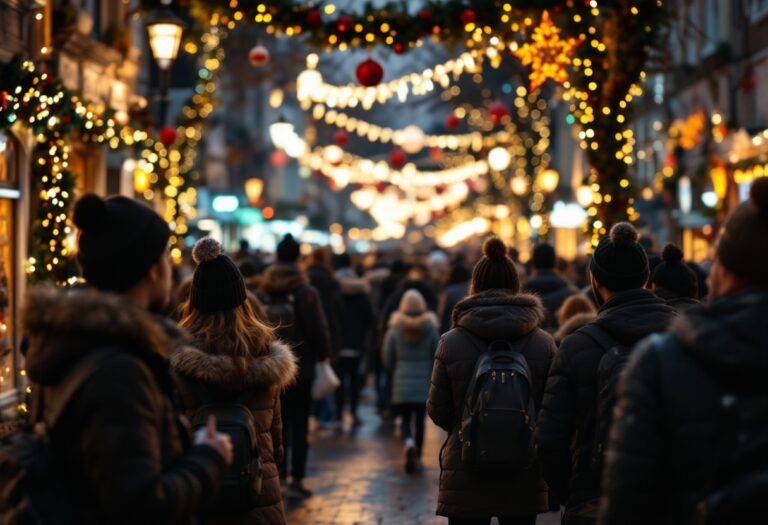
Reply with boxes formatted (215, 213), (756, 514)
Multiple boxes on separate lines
(599, 290), (768, 525)
(23, 286), (226, 525)
(439, 281), (470, 334)
(427, 291), (556, 518)
(379, 280), (439, 336)
(523, 270), (579, 330)
(536, 288), (677, 522)
(306, 264), (344, 356)
(654, 287), (700, 313)
(335, 268), (376, 355)
(382, 311), (440, 404)
(259, 263), (332, 384)
(171, 341), (298, 525)
(553, 313), (597, 345)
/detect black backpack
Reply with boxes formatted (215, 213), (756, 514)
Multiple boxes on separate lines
(189, 384), (263, 514)
(458, 330), (536, 472)
(0, 350), (117, 525)
(259, 291), (299, 344)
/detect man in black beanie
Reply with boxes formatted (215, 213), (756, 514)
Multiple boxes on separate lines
(259, 233), (332, 499)
(523, 243), (578, 331)
(600, 178), (768, 525)
(21, 194), (232, 524)
(536, 222), (676, 525)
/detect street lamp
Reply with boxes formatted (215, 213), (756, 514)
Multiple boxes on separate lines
(269, 115), (295, 149)
(146, 8), (186, 124)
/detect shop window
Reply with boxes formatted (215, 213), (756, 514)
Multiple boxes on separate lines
(0, 134), (18, 396)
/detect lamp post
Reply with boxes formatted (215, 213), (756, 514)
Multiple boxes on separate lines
(269, 115), (295, 149)
(146, 8), (185, 125)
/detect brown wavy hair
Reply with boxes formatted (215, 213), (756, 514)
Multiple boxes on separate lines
(179, 298), (275, 375)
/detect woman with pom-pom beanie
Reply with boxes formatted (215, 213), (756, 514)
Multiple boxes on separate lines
(537, 222), (676, 525)
(650, 243), (700, 311)
(600, 178), (768, 525)
(172, 237), (297, 525)
(427, 237), (556, 524)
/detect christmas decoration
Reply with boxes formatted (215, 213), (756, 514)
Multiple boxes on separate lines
(248, 45), (270, 67)
(389, 149), (406, 169)
(489, 101), (510, 124)
(270, 149), (289, 168)
(336, 15), (353, 33)
(333, 130), (348, 146)
(445, 113), (460, 130)
(159, 125), (178, 147)
(460, 9), (477, 26)
(307, 9), (322, 28)
(393, 43), (406, 54)
(355, 58), (384, 87)
(401, 125), (426, 154)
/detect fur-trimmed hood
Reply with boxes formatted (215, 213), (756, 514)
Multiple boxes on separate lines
(335, 268), (371, 295)
(389, 310), (439, 342)
(554, 312), (597, 344)
(170, 340), (297, 391)
(453, 290), (545, 341)
(23, 285), (170, 385)
(260, 263), (308, 296)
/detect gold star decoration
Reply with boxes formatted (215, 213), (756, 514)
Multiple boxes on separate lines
(513, 11), (584, 91)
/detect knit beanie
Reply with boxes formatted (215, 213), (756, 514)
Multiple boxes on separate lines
(590, 222), (650, 292)
(532, 243), (556, 270)
(189, 237), (247, 312)
(399, 289), (427, 316)
(716, 177), (768, 287)
(471, 237), (520, 294)
(277, 234), (301, 262)
(651, 244), (698, 298)
(73, 194), (171, 292)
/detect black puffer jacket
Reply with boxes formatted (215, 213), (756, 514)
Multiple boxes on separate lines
(335, 268), (376, 353)
(599, 290), (768, 525)
(439, 281), (470, 333)
(23, 286), (226, 525)
(427, 291), (556, 518)
(523, 270), (578, 330)
(306, 264), (344, 356)
(654, 287), (700, 313)
(171, 341), (297, 525)
(536, 288), (676, 521)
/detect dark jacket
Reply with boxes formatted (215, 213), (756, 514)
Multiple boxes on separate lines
(524, 270), (579, 330)
(553, 313), (597, 345)
(171, 341), (298, 525)
(306, 264), (344, 356)
(439, 281), (470, 334)
(536, 288), (677, 522)
(259, 263), (332, 384)
(427, 291), (556, 518)
(654, 287), (700, 313)
(23, 286), (226, 525)
(599, 290), (768, 525)
(335, 268), (376, 355)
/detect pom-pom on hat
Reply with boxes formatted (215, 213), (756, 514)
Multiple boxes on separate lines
(470, 237), (520, 294)
(590, 222), (650, 292)
(74, 194), (171, 292)
(189, 237), (247, 313)
(716, 177), (768, 287)
(277, 233), (301, 263)
(651, 244), (698, 299)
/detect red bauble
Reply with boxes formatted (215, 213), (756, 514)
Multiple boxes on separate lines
(375, 182), (388, 193)
(429, 147), (444, 161)
(664, 152), (677, 168)
(0, 91), (7, 110)
(270, 150), (289, 169)
(389, 149), (406, 169)
(393, 43), (406, 54)
(460, 9), (477, 25)
(418, 9), (431, 22)
(489, 101), (510, 124)
(435, 185), (446, 195)
(444, 113), (460, 130)
(159, 126), (177, 147)
(307, 9), (322, 28)
(356, 58), (384, 87)
(248, 45), (270, 68)
(333, 130), (349, 146)
(337, 15), (353, 32)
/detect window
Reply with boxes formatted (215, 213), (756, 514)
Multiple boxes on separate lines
(752, 0), (768, 20)
(0, 134), (18, 397)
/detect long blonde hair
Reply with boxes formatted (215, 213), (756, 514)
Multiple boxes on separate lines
(180, 298), (275, 375)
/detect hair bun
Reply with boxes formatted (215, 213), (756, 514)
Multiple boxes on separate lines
(751, 177), (768, 212)
(661, 243), (684, 264)
(192, 237), (223, 264)
(482, 237), (508, 262)
(73, 193), (107, 230)
(609, 222), (639, 248)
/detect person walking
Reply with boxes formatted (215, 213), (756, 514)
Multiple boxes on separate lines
(334, 253), (376, 428)
(536, 222), (676, 525)
(22, 194), (232, 525)
(427, 237), (556, 524)
(171, 238), (297, 525)
(438, 262), (471, 334)
(523, 243), (578, 331)
(258, 234), (332, 499)
(382, 289), (440, 474)
(553, 294), (597, 345)
(599, 179), (768, 525)
(306, 247), (344, 355)
(649, 243), (700, 311)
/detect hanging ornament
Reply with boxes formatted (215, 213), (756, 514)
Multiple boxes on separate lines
(333, 130), (349, 146)
(337, 15), (354, 33)
(435, 185), (446, 195)
(307, 9), (322, 28)
(356, 58), (384, 87)
(389, 149), (406, 169)
(460, 9), (477, 26)
(270, 149), (289, 169)
(248, 45), (270, 68)
(401, 125), (426, 154)
(393, 43), (406, 54)
(375, 181), (388, 193)
(418, 9), (431, 22)
(489, 101), (510, 124)
(0, 91), (7, 110)
(444, 113), (460, 130)
(429, 147), (444, 161)
(159, 126), (177, 147)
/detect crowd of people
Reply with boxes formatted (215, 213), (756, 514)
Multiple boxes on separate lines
(2, 177), (767, 525)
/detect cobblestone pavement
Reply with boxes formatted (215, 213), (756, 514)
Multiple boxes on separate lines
(285, 391), (560, 525)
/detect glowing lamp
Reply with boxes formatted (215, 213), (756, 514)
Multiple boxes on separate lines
(244, 178), (264, 206)
(538, 168), (560, 193)
(488, 147), (512, 171)
(323, 145), (344, 165)
(576, 185), (593, 207)
(269, 116), (295, 149)
(134, 167), (150, 193)
(145, 8), (186, 70)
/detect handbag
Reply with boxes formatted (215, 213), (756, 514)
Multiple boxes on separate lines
(311, 360), (340, 400)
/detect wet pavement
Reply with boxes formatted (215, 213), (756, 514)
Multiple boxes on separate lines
(285, 390), (560, 525)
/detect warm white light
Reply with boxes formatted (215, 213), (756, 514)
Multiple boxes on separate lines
(351, 188), (376, 210)
(269, 118), (295, 149)
(510, 176), (528, 196)
(245, 178), (264, 206)
(146, 11), (185, 69)
(550, 201), (588, 228)
(488, 147), (512, 171)
(576, 185), (593, 207)
(529, 214), (543, 230)
(297, 69), (323, 100)
(284, 134), (307, 158)
(323, 145), (344, 165)
(401, 125), (426, 154)
(538, 168), (560, 193)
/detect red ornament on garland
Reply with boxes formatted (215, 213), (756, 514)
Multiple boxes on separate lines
(429, 147), (444, 161)
(159, 126), (177, 147)
(375, 182), (388, 193)
(418, 9), (431, 22)
(460, 9), (477, 25)
(393, 43), (406, 54)
(0, 91), (7, 110)
(356, 58), (384, 87)
(270, 150), (289, 169)
(389, 149), (406, 169)
(444, 113), (460, 130)
(333, 130), (349, 146)
(248, 45), (270, 68)
(307, 9), (322, 28)
(489, 101), (510, 124)
(337, 15), (353, 32)
(435, 185), (446, 195)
